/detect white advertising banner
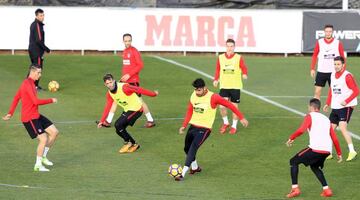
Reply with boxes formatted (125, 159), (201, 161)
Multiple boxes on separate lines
(0, 7), (303, 53)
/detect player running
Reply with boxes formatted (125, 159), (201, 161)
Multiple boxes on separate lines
(97, 73), (158, 153)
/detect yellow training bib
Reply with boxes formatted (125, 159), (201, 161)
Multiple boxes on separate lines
(189, 90), (217, 129)
(219, 53), (243, 89)
(108, 82), (142, 112)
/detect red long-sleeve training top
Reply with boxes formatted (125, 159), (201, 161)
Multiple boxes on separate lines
(8, 78), (53, 122)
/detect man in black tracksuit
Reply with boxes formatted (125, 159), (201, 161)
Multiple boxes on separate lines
(28, 8), (50, 89)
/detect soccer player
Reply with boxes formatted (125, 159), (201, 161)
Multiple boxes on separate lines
(97, 73), (158, 153)
(176, 78), (248, 181)
(286, 98), (342, 198)
(104, 33), (156, 128)
(2, 64), (59, 172)
(28, 8), (51, 90)
(213, 38), (248, 134)
(323, 56), (359, 161)
(310, 24), (345, 99)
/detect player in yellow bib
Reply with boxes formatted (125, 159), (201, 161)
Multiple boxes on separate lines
(213, 39), (248, 134)
(97, 74), (158, 153)
(175, 78), (248, 181)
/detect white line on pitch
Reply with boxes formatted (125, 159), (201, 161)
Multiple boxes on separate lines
(151, 55), (360, 141)
(263, 96), (327, 98)
(0, 183), (47, 189)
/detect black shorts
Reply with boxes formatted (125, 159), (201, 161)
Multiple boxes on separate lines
(290, 147), (329, 169)
(129, 82), (141, 97)
(329, 107), (354, 125)
(117, 109), (143, 127)
(315, 72), (331, 87)
(219, 89), (241, 103)
(23, 115), (53, 139)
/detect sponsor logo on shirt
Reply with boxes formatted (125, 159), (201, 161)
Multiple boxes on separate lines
(123, 59), (130, 65)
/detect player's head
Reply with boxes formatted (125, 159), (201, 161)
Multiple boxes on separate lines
(324, 24), (333, 39)
(35, 8), (44, 22)
(103, 73), (116, 90)
(29, 64), (42, 80)
(309, 98), (321, 111)
(192, 78), (207, 97)
(123, 33), (132, 48)
(226, 38), (235, 54)
(334, 56), (345, 72)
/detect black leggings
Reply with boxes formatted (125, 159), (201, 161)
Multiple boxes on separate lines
(183, 125), (211, 167)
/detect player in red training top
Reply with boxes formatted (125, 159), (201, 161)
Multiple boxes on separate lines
(2, 64), (59, 172)
(285, 98), (342, 198)
(102, 33), (156, 128)
(310, 24), (345, 99)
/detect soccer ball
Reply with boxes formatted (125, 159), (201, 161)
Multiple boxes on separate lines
(168, 164), (183, 178)
(48, 80), (60, 92)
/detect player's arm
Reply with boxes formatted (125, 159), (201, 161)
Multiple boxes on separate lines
(286, 114), (311, 146)
(123, 84), (158, 97)
(323, 88), (332, 112)
(25, 83), (54, 105)
(339, 42), (345, 63)
(99, 93), (114, 125)
(3, 89), (21, 120)
(179, 102), (193, 134)
(211, 94), (248, 127)
(330, 126), (342, 162)
(310, 41), (319, 77)
(240, 57), (248, 79)
(34, 23), (50, 52)
(213, 58), (220, 87)
(342, 74), (359, 106)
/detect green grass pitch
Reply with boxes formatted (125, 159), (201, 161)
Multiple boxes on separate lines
(0, 54), (359, 199)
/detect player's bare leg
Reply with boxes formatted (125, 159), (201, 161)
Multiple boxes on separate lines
(34, 133), (49, 171)
(219, 98), (230, 134)
(313, 86), (322, 100)
(41, 125), (59, 166)
(339, 121), (357, 161)
(140, 97), (155, 128)
(230, 102), (239, 134)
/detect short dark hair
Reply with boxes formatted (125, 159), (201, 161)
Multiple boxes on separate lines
(226, 38), (235, 44)
(192, 78), (206, 89)
(309, 98), (321, 110)
(324, 24), (333, 29)
(103, 73), (114, 82)
(334, 56), (345, 64)
(29, 64), (41, 71)
(123, 33), (132, 40)
(35, 8), (44, 16)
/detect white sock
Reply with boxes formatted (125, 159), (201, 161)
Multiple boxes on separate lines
(323, 186), (329, 190)
(232, 120), (238, 129)
(182, 166), (189, 177)
(348, 144), (355, 152)
(43, 147), (50, 157)
(35, 156), (42, 166)
(145, 112), (154, 122)
(106, 112), (115, 123)
(191, 160), (198, 170)
(222, 116), (229, 125)
(292, 184), (298, 189)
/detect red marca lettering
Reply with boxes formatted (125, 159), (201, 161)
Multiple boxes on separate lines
(145, 15), (256, 48)
(145, 15), (172, 46)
